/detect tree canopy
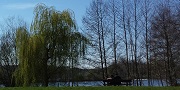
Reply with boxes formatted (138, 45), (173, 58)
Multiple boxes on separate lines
(14, 4), (88, 87)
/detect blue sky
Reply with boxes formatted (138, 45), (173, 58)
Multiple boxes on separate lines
(0, 0), (92, 28)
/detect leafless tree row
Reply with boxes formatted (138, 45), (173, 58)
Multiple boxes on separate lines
(83, 0), (180, 86)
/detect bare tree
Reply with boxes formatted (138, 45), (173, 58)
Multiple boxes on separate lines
(106, 0), (121, 76)
(121, 0), (130, 79)
(133, 0), (139, 86)
(150, 4), (180, 86)
(82, 0), (110, 81)
(0, 17), (26, 87)
(141, 0), (152, 86)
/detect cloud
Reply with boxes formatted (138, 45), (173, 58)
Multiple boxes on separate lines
(2, 3), (36, 10)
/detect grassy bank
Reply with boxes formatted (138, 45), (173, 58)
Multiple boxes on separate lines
(0, 86), (180, 90)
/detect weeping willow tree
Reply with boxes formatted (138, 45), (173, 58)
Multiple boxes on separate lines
(14, 4), (88, 87)
(14, 27), (32, 86)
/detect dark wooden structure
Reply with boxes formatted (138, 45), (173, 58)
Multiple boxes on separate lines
(103, 78), (132, 86)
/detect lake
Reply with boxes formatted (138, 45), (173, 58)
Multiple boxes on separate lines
(1, 79), (179, 87)
(49, 79), (179, 86)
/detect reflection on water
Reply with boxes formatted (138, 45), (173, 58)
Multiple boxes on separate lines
(0, 79), (179, 87)
(49, 79), (179, 87)
(133, 79), (169, 86)
(49, 81), (103, 87)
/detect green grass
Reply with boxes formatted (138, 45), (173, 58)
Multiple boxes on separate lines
(0, 86), (180, 90)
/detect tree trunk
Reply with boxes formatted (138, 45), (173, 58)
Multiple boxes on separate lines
(100, 5), (107, 78)
(144, 0), (150, 86)
(134, 0), (139, 86)
(43, 48), (49, 87)
(110, 0), (118, 76)
(96, 0), (105, 81)
(122, 0), (130, 79)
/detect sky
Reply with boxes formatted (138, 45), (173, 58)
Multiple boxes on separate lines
(0, 0), (92, 29)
